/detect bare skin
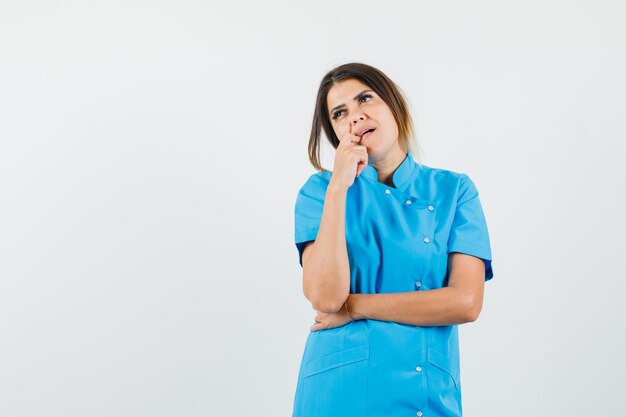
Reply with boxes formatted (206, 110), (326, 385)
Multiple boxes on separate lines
(326, 78), (407, 187)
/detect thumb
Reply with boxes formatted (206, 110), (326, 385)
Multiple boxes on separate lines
(356, 160), (367, 177)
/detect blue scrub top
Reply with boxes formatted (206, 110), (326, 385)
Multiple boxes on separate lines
(292, 153), (493, 417)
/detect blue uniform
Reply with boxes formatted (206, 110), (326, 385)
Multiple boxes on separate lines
(292, 153), (493, 417)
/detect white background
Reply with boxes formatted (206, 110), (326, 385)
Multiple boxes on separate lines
(1, 1), (625, 416)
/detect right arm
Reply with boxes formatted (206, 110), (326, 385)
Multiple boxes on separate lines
(301, 181), (350, 313)
(300, 117), (368, 313)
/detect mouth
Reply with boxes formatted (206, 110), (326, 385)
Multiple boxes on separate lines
(359, 128), (376, 139)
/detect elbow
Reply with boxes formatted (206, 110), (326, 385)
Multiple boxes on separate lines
(465, 307), (481, 323)
(462, 295), (483, 323)
(310, 294), (347, 313)
(306, 285), (348, 313)
(302, 268), (350, 313)
(304, 292), (348, 313)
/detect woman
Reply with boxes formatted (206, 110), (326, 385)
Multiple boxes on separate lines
(292, 62), (494, 417)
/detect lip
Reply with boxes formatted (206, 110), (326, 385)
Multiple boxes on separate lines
(361, 130), (375, 140)
(356, 126), (376, 137)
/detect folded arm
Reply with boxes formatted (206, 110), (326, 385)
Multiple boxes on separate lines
(345, 252), (486, 326)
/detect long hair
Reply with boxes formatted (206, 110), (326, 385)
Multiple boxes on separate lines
(308, 62), (422, 172)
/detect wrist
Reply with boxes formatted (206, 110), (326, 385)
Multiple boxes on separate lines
(327, 180), (348, 195)
(346, 294), (364, 320)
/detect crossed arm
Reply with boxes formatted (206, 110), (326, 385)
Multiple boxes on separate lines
(305, 246), (486, 327)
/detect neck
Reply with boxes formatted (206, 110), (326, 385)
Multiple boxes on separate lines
(370, 147), (407, 187)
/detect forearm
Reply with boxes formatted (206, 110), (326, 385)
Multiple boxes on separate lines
(346, 288), (476, 326)
(303, 182), (351, 313)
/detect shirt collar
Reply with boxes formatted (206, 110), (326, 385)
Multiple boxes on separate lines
(360, 152), (418, 188)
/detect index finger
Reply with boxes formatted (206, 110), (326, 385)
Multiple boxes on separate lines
(339, 120), (359, 145)
(337, 119), (349, 145)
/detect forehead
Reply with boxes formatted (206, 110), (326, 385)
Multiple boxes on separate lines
(326, 78), (372, 108)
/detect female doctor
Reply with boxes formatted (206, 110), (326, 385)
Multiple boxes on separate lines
(292, 62), (494, 417)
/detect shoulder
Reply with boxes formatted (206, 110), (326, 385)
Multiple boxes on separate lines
(294, 169), (333, 208)
(419, 163), (474, 188)
(297, 169), (332, 194)
(417, 164), (478, 202)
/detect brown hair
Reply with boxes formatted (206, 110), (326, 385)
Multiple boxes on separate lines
(307, 62), (422, 172)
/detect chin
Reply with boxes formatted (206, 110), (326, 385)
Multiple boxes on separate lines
(366, 149), (383, 162)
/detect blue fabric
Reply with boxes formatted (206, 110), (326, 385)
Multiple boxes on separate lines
(292, 153), (494, 416)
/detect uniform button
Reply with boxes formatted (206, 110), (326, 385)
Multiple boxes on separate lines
(416, 411), (423, 417)
(427, 205), (434, 211)
(415, 325), (421, 328)
(423, 237), (430, 243)
(385, 189), (391, 195)
(406, 199), (412, 205)
(415, 281), (421, 288)
(415, 366), (422, 372)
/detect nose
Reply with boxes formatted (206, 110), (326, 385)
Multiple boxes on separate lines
(350, 112), (365, 125)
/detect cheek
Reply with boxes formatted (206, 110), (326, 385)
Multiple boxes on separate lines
(383, 113), (398, 134)
(334, 121), (349, 138)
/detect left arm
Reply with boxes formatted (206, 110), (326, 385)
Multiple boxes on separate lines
(346, 252), (485, 326)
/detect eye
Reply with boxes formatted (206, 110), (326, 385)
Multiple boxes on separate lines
(330, 94), (374, 120)
(331, 109), (344, 120)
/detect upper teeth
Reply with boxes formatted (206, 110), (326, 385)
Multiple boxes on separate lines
(361, 129), (374, 136)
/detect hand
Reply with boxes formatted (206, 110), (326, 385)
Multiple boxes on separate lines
(310, 302), (353, 332)
(329, 119), (369, 190)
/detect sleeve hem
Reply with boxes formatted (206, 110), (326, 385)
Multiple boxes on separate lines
(448, 240), (494, 282)
(295, 227), (319, 244)
(295, 227), (320, 267)
(448, 239), (492, 261)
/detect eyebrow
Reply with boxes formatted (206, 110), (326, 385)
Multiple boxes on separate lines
(329, 89), (374, 117)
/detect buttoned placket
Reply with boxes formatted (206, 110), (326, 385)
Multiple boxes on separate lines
(360, 155), (436, 415)
(373, 154), (432, 301)
(412, 198), (435, 416)
(406, 196), (436, 330)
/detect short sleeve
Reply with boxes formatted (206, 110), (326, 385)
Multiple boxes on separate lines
(294, 172), (329, 267)
(447, 174), (494, 281)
